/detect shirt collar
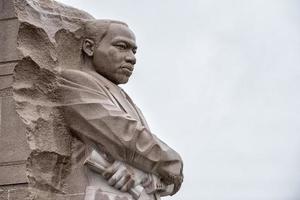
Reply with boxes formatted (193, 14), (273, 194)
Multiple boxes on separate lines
(85, 70), (123, 93)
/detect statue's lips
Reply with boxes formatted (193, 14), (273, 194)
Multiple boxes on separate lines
(120, 65), (134, 74)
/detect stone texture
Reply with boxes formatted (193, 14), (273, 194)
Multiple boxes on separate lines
(0, 185), (85, 200)
(26, 151), (70, 193)
(0, 75), (13, 90)
(0, 88), (13, 97)
(0, 96), (29, 163)
(0, 62), (17, 90)
(0, 95), (29, 185)
(0, 19), (19, 62)
(0, 163), (27, 185)
(8, 188), (30, 200)
(0, 184), (28, 200)
(0, 0), (16, 19)
(0, 189), (7, 200)
(0, 1), (29, 199)
(11, 0), (94, 198)
(0, 62), (16, 76)
(25, 189), (85, 200)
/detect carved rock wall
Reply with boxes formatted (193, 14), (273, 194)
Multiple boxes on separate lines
(1, 0), (94, 199)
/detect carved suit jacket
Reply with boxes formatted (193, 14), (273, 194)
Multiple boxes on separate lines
(57, 69), (183, 199)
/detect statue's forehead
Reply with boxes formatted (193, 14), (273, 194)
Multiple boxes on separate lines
(106, 23), (136, 41)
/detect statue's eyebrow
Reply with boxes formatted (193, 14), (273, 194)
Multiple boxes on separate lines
(112, 37), (137, 49)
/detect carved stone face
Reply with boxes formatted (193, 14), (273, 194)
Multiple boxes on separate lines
(92, 23), (137, 85)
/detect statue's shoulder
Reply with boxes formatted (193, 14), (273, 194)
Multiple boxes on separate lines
(57, 68), (93, 79)
(57, 68), (102, 90)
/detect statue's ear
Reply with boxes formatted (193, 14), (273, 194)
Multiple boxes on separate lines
(82, 38), (95, 57)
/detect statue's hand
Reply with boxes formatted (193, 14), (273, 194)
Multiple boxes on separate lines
(162, 173), (183, 196)
(103, 161), (135, 192)
(141, 174), (175, 196)
(141, 174), (161, 194)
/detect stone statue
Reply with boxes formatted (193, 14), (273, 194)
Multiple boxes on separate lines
(57, 19), (184, 200)
(10, 0), (183, 199)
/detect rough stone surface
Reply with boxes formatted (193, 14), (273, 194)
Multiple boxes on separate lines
(11, 0), (94, 199)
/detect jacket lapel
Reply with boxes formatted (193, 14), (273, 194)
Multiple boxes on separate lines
(86, 71), (136, 116)
(121, 91), (150, 129)
(86, 71), (149, 128)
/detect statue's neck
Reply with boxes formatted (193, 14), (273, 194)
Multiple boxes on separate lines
(80, 58), (95, 72)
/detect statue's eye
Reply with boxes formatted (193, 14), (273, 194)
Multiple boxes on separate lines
(115, 43), (127, 50)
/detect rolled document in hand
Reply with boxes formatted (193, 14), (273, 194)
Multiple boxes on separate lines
(83, 150), (146, 200)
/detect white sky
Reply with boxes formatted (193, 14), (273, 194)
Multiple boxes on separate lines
(57, 0), (300, 199)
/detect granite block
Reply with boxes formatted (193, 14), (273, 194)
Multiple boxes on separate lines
(0, 0), (16, 19)
(0, 163), (27, 185)
(0, 188), (7, 200)
(0, 63), (16, 76)
(0, 19), (19, 62)
(0, 75), (13, 90)
(8, 187), (30, 200)
(0, 96), (29, 163)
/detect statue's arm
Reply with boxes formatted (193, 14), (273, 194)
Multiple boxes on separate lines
(58, 70), (183, 195)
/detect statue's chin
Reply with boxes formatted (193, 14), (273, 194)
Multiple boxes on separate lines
(116, 78), (129, 85)
(110, 77), (129, 85)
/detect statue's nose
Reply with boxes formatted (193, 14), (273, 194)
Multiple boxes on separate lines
(125, 52), (136, 65)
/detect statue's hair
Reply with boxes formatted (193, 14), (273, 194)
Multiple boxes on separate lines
(83, 19), (128, 44)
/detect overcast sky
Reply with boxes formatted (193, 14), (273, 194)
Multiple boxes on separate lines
(57, 0), (300, 199)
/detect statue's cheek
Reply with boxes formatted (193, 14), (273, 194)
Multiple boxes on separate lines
(107, 49), (126, 62)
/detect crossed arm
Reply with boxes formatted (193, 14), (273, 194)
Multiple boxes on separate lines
(57, 70), (183, 195)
